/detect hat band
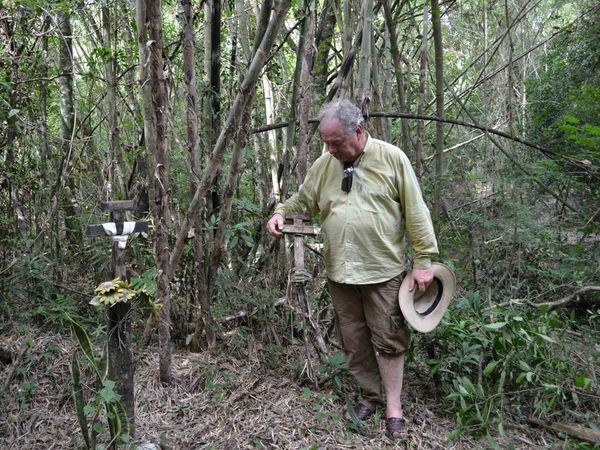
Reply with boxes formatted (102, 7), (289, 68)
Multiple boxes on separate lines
(418, 278), (443, 316)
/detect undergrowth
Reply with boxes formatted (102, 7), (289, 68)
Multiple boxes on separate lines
(416, 295), (600, 442)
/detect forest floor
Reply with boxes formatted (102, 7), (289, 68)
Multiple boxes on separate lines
(0, 326), (583, 450)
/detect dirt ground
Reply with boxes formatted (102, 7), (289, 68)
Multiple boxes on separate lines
(0, 327), (579, 449)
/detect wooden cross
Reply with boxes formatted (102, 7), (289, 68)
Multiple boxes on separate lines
(280, 213), (320, 281)
(85, 200), (147, 436)
(280, 214), (328, 379)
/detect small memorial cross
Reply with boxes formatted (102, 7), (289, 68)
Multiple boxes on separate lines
(85, 200), (148, 436)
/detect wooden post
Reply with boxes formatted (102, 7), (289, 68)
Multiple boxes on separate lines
(85, 200), (148, 437)
(281, 214), (328, 383)
(292, 216), (306, 272)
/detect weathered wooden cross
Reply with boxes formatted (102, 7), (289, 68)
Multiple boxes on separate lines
(281, 213), (320, 278)
(85, 200), (148, 436)
(281, 214), (329, 381)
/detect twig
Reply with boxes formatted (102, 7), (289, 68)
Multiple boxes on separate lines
(423, 133), (484, 161)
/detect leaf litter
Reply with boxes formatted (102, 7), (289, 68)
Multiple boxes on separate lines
(0, 326), (569, 449)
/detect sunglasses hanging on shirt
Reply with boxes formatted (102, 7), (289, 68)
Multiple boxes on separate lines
(342, 162), (354, 193)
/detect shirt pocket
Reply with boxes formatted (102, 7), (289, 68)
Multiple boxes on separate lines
(357, 185), (399, 213)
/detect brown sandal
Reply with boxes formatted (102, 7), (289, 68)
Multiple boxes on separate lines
(386, 417), (407, 439)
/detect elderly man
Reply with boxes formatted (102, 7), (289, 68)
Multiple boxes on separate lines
(267, 99), (438, 438)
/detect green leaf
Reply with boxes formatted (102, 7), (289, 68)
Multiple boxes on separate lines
(526, 372), (534, 383)
(66, 314), (102, 381)
(483, 360), (499, 376)
(99, 380), (122, 403)
(543, 383), (559, 392)
(518, 360), (531, 372)
(114, 400), (130, 436)
(106, 402), (122, 440)
(534, 332), (557, 344)
(462, 377), (476, 395)
(448, 428), (462, 441)
(575, 375), (592, 389)
(487, 435), (501, 449)
(548, 318), (563, 328)
(446, 392), (461, 401)
(563, 114), (580, 124)
(93, 422), (104, 434)
(70, 354), (91, 448)
(484, 322), (507, 331)
(120, 432), (131, 444)
(498, 420), (505, 436)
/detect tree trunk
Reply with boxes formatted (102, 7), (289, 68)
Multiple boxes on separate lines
(280, 0), (306, 201)
(102, 0), (124, 199)
(210, 97), (255, 294)
(181, 0), (216, 351)
(415, 1), (429, 178)
(57, 9), (81, 244)
(504, 0), (515, 138)
(297, 0), (316, 185)
(263, 73), (280, 199)
(145, 0), (173, 385)
(39, 13), (52, 178)
(370, 36), (385, 139)
(431, 0), (445, 231)
(2, 13), (27, 241)
(383, 0), (411, 154)
(357, 0), (373, 108)
(313, 0), (334, 106)
(204, 0), (222, 219)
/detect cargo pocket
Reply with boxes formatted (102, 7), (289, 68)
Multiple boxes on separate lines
(371, 314), (411, 355)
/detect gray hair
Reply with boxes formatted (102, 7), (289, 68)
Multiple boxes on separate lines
(318, 99), (365, 135)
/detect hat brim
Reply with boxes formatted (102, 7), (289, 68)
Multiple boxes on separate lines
(399, 263), (456, 333)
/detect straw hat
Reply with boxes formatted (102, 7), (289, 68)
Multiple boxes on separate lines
(399, 263), (456, 333)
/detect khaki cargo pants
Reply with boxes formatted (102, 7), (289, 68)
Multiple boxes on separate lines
(329, 273), (410, 407)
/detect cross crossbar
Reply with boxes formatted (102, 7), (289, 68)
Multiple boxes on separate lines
(86, 221), (148, 237)
(280, 223), (320, 236)
(280, 215), (320, 273)
(101, 200), (135, 212)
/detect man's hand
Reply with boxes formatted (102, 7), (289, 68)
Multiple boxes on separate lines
(266, 213), (284, 237)
(409, 267), (434, 293)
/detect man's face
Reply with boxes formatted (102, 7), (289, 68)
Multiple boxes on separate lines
(319, 118), (364, 162)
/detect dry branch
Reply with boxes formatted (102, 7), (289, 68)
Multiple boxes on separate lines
(251, 112), (561, 162)
(528, 418), (600, 444)
(423, 133), (484, 161)
(490, 286), (600, 310)
(529, 286), (600, 309)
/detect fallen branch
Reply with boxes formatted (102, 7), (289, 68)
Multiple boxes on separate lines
(529, 286), (600, 309)
(528, 417), (600, 444)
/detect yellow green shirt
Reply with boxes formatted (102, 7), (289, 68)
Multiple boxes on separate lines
(275, 135), (438, 284)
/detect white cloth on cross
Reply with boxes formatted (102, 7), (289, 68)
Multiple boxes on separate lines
(101, 222), (137, 249)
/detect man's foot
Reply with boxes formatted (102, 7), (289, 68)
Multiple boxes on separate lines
(345, 402), (375, 422)
(386, 417), (407, 439)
